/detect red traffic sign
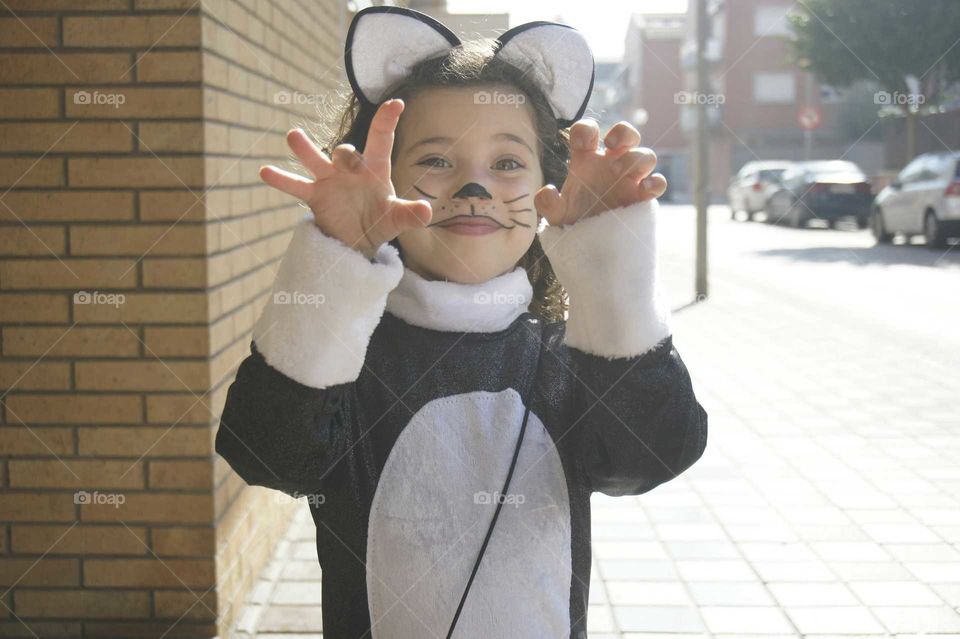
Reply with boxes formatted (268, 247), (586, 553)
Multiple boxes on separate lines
(798, 106), (822, 131)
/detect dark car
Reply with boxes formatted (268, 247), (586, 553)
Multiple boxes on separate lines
(764, 160), (874, 229)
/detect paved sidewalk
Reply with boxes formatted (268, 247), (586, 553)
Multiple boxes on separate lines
(226, 206), (960, 638)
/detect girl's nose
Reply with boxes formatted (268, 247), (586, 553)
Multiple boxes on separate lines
(452, 182), (492, 200)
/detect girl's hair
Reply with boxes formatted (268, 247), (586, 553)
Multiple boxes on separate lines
(306, 38), (571, 323)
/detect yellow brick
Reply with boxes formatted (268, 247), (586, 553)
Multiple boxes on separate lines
(15, 589), (150, 619)
(145, 393), (217, 426)
(142, 257), (206, 287)
(5, 394), (141, 424)
(0, 426), (73, 456)
(0, 558), (79, 587)
(75, 361), (209, 392)
(151, 526), (214, 557)
(143, 326), (209, 357)
(65, 87), (203, 119)
(4, 0), (127, 9)
(78, 426), (208, 456)
(68, 156), (204, 188)
(8, 460), (145, 489)
(11, 524), (148, 556)
(0, 190), (133, 222)
(136, 50), (203, 82)
(0, 226), (65, 255)
(0, 53), (133, 84)
(0, 17), (57, 48)
(83, 558), (213, 588)
(149, 460), (211, 490)
(0, 294), (68, 322)
(0, 122), (132, 153)
(72, 292), (207, 323)
(138, 122), (204, 153)
(139, 190), (205, 222)
(0, 88), (60, 119)
(80, 493), (212, 524)
(153, 590), (218, 621)
(0, 362), (70, 390)
(64, 15), (200, 47)
(0, 258), (138, 289)
(0, 493), (75, 521)
(70, 224), (205, 256)
(2, 326), (140, 357)
(0, 157), (63, 187)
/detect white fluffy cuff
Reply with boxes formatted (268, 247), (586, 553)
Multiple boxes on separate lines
(538, 198), (671, 359)
(251, 214), (404, 388)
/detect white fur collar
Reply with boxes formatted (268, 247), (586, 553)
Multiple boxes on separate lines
(385, 264), (533, 333)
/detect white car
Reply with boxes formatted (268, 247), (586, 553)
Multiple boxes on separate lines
(727, 161), (793, 221)
(872, 151), (960, 247)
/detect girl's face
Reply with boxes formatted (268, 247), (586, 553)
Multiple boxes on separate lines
(391, 84), (545, 284)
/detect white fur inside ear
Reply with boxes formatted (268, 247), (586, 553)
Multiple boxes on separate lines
(351, 12), (456, 103)
(538, 199), (671, 359)
(251, 214), (404, 388)
(496, 24), (593, 123)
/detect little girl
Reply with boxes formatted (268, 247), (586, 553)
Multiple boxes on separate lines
(216, 6), (708, 639)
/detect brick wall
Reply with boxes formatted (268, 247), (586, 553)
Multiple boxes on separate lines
(0, 0), (346, 636)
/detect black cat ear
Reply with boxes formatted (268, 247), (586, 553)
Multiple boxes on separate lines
(494, 21), (595, 128)
(345, 6), (461, 106)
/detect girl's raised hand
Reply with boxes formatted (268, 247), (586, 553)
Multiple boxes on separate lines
(259, 99), (432, 259)
(534, 119), (668, 227)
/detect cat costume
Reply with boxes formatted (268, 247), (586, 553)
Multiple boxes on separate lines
(215, 7), (708, 638)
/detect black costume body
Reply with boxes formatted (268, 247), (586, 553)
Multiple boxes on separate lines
(216, 199), (708, 639)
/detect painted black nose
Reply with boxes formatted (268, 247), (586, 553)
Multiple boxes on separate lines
(452, 182), (492, 200)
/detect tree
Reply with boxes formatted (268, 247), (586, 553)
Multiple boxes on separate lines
(787, 0), (960, 163)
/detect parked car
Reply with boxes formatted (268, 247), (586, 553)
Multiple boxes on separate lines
(871, 151), (960, 248)
(764, 160), (874, 229)
(727, 161), (793, 220)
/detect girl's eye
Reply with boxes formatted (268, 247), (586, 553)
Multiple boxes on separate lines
(494, 158), (524, 171)
(418, 157), (450, 168)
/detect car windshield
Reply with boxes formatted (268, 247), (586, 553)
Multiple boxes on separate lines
(758, 169), (786, 180)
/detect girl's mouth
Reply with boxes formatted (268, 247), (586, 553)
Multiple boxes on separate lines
(432, 215), (506, 235)
(433, 214), (503, 236)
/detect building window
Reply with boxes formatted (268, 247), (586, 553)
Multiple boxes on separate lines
(753, 72), (796, 103)
(754, 5), (792, 37)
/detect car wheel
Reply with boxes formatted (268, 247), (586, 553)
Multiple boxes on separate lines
(871, 207), (892, 244)
(924, 210), (948, 248)
(788, 200), (805, 228)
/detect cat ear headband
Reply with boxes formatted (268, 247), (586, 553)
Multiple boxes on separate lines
(344, 6), (595, 128)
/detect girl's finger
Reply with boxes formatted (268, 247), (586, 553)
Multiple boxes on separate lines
(534, 184), (563, 226)
(569, 118), (600, 156)
(331, 143), (364, 173)
(259, 165), (314, 201)
(286, 129), (335, 180)
(639, 173), (668, 200)
(603, 121), (641, 153)
(615, 147), (658, 181)
(362, 99), (404, 180)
